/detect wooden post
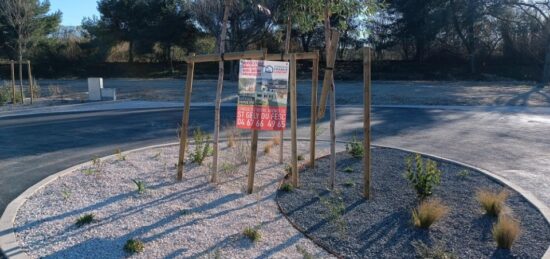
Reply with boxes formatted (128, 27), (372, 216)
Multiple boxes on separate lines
(309, 51), (320, 168)
(279, 15), (292, 165)
(27, 61), (33, 104)
(325, 30), (341, 190)
(18, 61), (23, 103)
(177, 53), (196, 181)
(318, 29), (340, 119)
(247, 130), (259, 194)
(363, 48), (372, 199)
(290, 54), (299, 187)
(10, 61), (16, 104)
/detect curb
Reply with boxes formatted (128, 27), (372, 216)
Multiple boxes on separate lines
(1, 141), (549, 258)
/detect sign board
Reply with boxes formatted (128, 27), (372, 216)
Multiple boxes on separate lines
(236, 60), (290, 131)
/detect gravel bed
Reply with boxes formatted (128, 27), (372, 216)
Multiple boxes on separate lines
(276, 147), (550, 258)
(14, 141), (334, 258)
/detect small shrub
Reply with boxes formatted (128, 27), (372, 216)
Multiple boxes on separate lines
(296, 245), (313, 259)
(343, 166), (354, 173)
(493, 215), (521, 249)
(264, 143), (273, 154)
(132, 179), (146, 194)
(476, 189), (509, 217)
(189, 127), (212, 165)
(345, 136), (364, 158)
(243, 227), (261, 242)
(297, 154), (305, 161)
(124, 239), (144, 254)
(412, 240), (457, 259)
(412, 198), (449, 229)
(405, 154), (443, 198)
(343, 180), (355, 188)
(75, 213), (95, 227)
(280, 183), (294, 192)
(115, 148), (126, 161)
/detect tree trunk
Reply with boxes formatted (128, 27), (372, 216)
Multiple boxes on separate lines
(128, 41), (134, 63)
(542, 41), (550, 86)
(211, 0), (231, 183)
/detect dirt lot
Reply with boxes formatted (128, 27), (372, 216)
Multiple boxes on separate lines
(7, 78), (550, 107)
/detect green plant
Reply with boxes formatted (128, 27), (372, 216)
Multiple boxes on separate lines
(243, 227), (261, 242)
(82, 168), (95, 175)
(92, 155), (102, 173)
(280, 183), (294, 192)
(189, 127), (212, 165)
(343, 180), (355, 188)
(405, 154), (443, 198)
(220, 162), (238, 175)
(315, 125), (326, 137)
(124, 239), (144, 254)
(345, 136), (364, 158)
(115, 148), (126, 161)
(180, 209), (193, 216)
(319, 192), (347, 236)
(152, 151), (161, 159)
(493, 215), (521, 249)
(296, 245), (313, 259)
(476, 189), (509, 217)
(297, 154), (305, 161)
(343, 166), (354, 173)
(285, 164), (292, 174)
(412, 240), (457, 259)
(75, 213), (95, 227)
(132, 179), (146, 194)
(207, 249), (222, 259)
(457, 170), (470, 178)
(61, 189), (71, 200)
(412, 198), (449, 229)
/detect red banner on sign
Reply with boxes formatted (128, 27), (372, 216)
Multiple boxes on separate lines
(236, 105), (287, 131)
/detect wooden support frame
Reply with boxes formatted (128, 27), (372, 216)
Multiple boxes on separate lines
(10, 61), (16, 104)
(1, 60), (33, 105)
(310, 51), (320, 168)
(290, 54), (299, 187)
(363, 47), (372, 199)
(27, 61), (33, 104)
(176, 50), (320, 193)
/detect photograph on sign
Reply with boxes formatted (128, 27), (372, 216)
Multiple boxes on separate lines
(236, 59), (290, 131)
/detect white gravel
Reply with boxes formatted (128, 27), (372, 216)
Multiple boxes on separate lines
(14, 141), (335, 258)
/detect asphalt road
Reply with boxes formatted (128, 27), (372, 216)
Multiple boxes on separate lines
(1, 105), (549, 218)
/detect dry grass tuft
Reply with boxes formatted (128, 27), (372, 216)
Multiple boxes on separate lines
(264, 143), (273, 154)
(271, 134), (281, 146)
(476, 189), (509, 217)
(493, 215), (521, 249)
(412, 198), (449, 229)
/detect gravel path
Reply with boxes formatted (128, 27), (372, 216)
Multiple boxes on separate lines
(14, 141), (334, 258)
(276, 148), (550, 258)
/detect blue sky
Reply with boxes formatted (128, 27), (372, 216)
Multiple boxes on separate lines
(49, 0), (99, 26)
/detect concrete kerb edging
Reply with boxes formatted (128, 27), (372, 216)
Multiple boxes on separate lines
(1, 140), (549, 258)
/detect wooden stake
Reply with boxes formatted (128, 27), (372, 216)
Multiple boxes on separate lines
(10, 61), (16, 104)
(290, 54), (299, 187)
(247, 130), (259, 194)
(177, 53), (196, 181)
(27, 61), (33, 105)
(211, 0), (232, 184)
(279, 17), (292, 165)
(363, 47), (372, 199)
(18, 60), (23, 103)
(317, 30), (340, 119)
(310, 51), (320, 168)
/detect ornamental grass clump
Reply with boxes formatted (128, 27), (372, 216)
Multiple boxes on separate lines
(75, 213), (95, 227)
(412, 198), (449, 229)
(493, 215), (521, 249)
(476, 189), (509, 217)
(243, 227), (261, 243)
(279, 183), (294, 192)
(405, 153), (443, 198)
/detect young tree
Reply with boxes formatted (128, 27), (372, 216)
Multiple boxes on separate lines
(0, 0), (60, 96)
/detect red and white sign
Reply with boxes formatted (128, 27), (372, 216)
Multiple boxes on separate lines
(236, 59), (289, 131)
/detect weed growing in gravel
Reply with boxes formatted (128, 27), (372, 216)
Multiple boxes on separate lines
(315, 125), (326, 137)
(296, 245), (313, 259)
(124, 239), (144, 254)
(61, 189), (71, 200)
(412, 198), (449, 229)
(345, 136), (364, 158)
(180, 209), (193, 216)
(493, 215), (521, 249)
(132, 179), (147, 194)
(75, 214), (95, 227)
(189, 127), (213, 165)
(280, 183), (294, 192)
(457, 170), (470, 179)
(152, 151), (161, 159)
(115, 148), (126, 161)
(243, 227), (261, 243)
(319, 192), (347, 236)
(405, 153), (442, 198)
(343, 180), (355, 188)
(297, 154), (305, 161)
(264, 143), (273, 154)
(412, 240), (457, 259)
(220, 162), (238, 176)
(207, 249), (222, 259)
(235, 138), (251, 164)
(343, 166), (354, 173)
(271, 134), (281, 146)
(476, 189), (509, 217)
(284, 164), (292, 175)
